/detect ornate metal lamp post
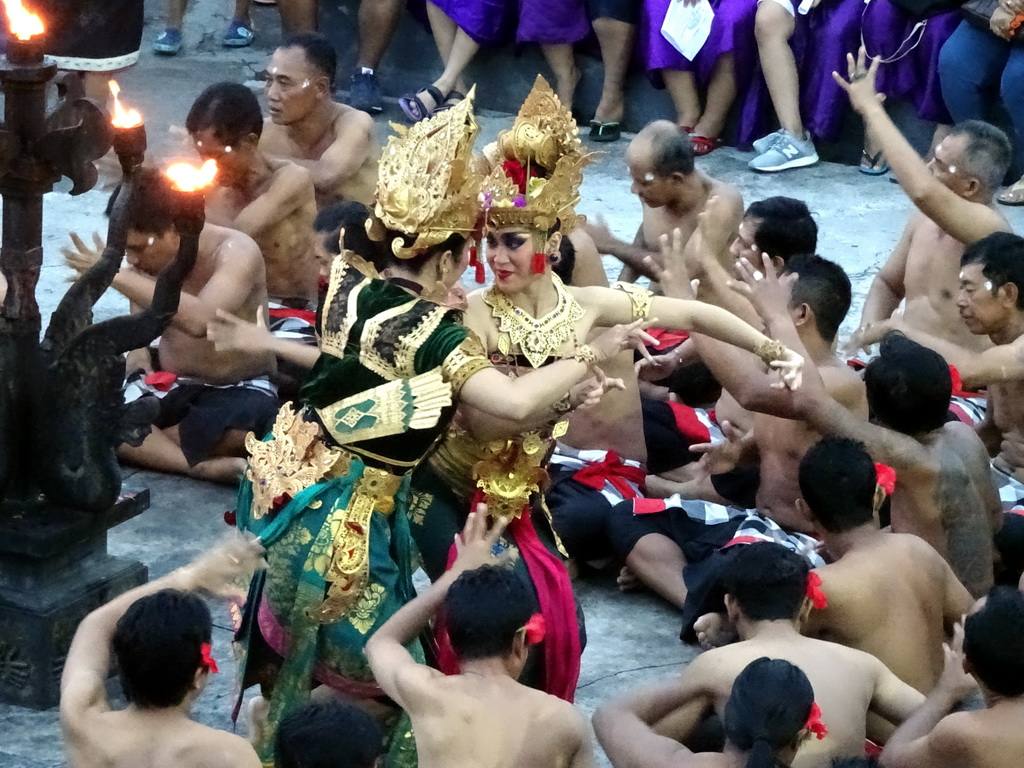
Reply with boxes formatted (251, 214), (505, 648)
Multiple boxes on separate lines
(0, 0), (212, 708)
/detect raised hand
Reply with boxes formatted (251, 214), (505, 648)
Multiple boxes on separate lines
(590, 317), (660, 364)
(832, 47), (885, 116)
(452, 505), (509, 575)
(656, 227), (697, 300)
(570, 373), (626, 411)
(938, 619), (979, 703)
(184, 532), (267, 602)
(691, 419), (747, 475)
(61, 232), (107, 277)
(207, 309), (274, 355)
(729, 252), (794, 326)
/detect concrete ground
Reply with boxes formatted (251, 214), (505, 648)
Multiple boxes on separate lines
(2, 2), (1024, 766)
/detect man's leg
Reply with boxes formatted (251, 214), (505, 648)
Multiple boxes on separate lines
(938, 21), (1006, 122)
(276, 0), (317, 32)
(356, 0), (402, 70)
(999, 47), (1024, 178)
(692, 53), (737, 140)
(754, 1), (802, 136)
(592, 16), (635, 124)
(425, 2), (475, 95)
(621, 533), (688, 608)
(541, 44), (581, 108)
(165, 0), (187, 28)
(154, 0), (187, 53)
(663, 69), (702, 129)
(117, 426), (245, 484)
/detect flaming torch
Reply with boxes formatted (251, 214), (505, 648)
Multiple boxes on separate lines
(109, 80), (146, 174)
(2, 0), (45, 64)
(165, 159), (217, 235)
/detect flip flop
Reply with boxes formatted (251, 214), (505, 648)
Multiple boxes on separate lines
(691, 135), (723, 157)
(859, 149), (890, 176)
(680, 125), (694, 134)
(432, 89), (465, 114)
(398, 85), (444, 123)
(997, 178), (1024, 206)
(589, 120), (621, 142)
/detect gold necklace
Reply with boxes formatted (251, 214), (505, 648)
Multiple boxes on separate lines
(484, 274), (585, 369)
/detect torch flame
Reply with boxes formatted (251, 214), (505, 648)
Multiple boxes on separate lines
(109, 80), (143, 129)
(1, 0), (44, 41)
(165, 159), (218, 192)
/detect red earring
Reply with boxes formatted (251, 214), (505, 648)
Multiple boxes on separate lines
(469, 246), (485, 283)
(532, 252), (546, 274)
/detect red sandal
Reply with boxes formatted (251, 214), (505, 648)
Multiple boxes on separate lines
(690, 135), (723, 157)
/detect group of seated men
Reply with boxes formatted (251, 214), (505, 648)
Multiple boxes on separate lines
(53, 26), (1024, 768)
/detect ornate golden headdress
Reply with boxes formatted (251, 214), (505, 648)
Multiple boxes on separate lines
(481, 75), (594, 235)
(373, 88), (483, 259)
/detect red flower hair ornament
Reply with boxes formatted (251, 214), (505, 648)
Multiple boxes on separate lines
(806, 572), (828, 610)
(874, 463), (897, 496)
(522, 613), (546, 645)
(199, 643), (219, 674)
(804, 702), (828, 740)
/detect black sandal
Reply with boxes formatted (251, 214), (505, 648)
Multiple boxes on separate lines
(589, 120), (621, 143)
(399, 84), (444, 122)
(433, 90), (466, 114)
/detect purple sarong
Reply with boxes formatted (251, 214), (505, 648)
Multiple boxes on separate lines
(426, 0), (590, 46)
(862, 0), (957, 124)
(735, 0), (862, 146)
(639, 0), (757, 89)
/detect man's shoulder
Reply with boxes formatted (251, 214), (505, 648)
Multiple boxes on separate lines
(179, 724), (260, 768)
(205, 225), (262, 265)
(332, 102), (373, 136)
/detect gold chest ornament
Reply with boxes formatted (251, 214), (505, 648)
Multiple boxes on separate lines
(484, 274), (585, 369)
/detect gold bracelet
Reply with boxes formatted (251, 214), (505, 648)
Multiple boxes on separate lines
(755, 338), (786, 365)
(553, 394), (574, 415)
(573, 344), (599, 366)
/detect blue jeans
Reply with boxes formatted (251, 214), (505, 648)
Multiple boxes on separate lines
(939, 20), (1024, 173)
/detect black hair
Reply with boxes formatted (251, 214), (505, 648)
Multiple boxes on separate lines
(994, 512), (1024, 586)
(963, 586), (1024, 697)
(721, 542), (810, 622)
(106, 167), (176, 235)
(745, 197), (818, 263)
(664, 360), (722, 407)
(783, 255), (851, 343)
(281, 32), (337, 88)
(553, 234), (577, 285)
(276, 698), (384, 768)
(948, 120), (1012, 196)
(724, 657), (815, 768)
(831, 760), (879, 768)
(383, 229), (468, 275)
(111, 589), (212, 708)
(799, 438), (877, 533)
(314, 201), (385, 265)
(443, 565), (535, 661)
(643, 121), (695, 177)
(185, 82), (263, 146)
(864, 332), (951, 435)
(961, 232), (1024, 311)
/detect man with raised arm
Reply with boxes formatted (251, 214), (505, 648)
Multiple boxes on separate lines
(837, 48), (1012, 357)
(881, 587), (1024, 768)
(60, 535), (266, 768)
(260, 33), (379, 209)
(63, 169), (277, 485)
(734, 254), (1001, 596)
(625, 542), (924, 768)
(366, 508), (597, 768)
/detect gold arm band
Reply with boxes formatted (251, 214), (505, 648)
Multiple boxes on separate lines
(573, 344), (599, 366)
(755, 338), (787, 366)
(612, 281), (654, 322)
(442, 334), (492, 394)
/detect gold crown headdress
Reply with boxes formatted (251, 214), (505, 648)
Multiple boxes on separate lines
(373, 88), (483, 259)
(481, 76), (594, 235)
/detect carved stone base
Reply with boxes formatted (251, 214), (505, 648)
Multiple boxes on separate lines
(0, 485), (149, 709)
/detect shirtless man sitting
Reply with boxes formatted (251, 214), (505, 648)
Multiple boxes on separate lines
(186, 81), (320, 310)
(365, 509), (597, 768)
(260, 33), (379, 209)
(606, 255), (866, 612)
(275, 699), (383, 768)
(584, 120), (743, 284)
(615, 542), (925, 768)
(63, 169), (277, 484)
(738, 257), (1001, 596)
(838, 49), (1012, 358)
(60, 534), (265, 768)
(859, 234), (1024, 514)
(696, 438), (973, 743)
(881, 586), (1024, 768)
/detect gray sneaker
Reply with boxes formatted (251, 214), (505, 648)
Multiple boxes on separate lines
(752, 129), (783, 155)
(748, 130), (818, 172)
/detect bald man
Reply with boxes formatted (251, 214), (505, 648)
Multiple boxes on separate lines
(584, 120), (743, 284)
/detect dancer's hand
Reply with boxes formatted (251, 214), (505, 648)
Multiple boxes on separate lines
(590, 318), (659, 364)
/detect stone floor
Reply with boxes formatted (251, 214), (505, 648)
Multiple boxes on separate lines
(3, 1), (1024, 766)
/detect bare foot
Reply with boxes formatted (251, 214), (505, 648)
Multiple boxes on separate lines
(617, 565), (643, 593)
(246, 694), (270, 747)
(593, 92), (624, 124)
(190, 456), (247, 484)
(693, 612), (738, 649)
